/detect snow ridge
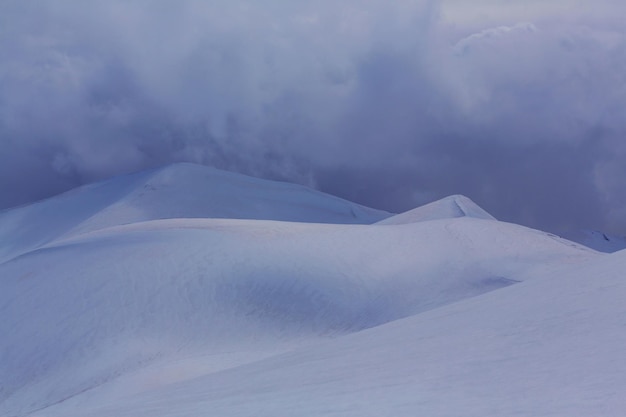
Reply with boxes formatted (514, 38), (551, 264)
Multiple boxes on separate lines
(376, 194), (495, 225)
(0, 163), (391, 264)
(561, 229), (626, 253)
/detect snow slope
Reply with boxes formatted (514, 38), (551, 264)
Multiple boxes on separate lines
(376, 194), (495, 225)
(0, 163), (390, 264)
(46, 248), (626, 417)
(0, 216), (595, 416)
(561, 229), (626, 253)
(0, 168), (152, 265)
(2, 165), (619, 417)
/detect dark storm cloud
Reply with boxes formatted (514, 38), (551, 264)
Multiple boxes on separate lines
(1, 0), (625, 234)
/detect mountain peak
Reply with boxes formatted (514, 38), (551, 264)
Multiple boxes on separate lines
(376, 194), (495, 225)
(0, 163), (391, 264)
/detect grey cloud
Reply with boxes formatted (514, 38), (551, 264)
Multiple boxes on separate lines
(1, 0), (625, 234)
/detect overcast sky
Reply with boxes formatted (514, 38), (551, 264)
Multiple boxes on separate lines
(1, 0), (625, 234)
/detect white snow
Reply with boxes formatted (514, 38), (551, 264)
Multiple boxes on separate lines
(376, 194), (495, 225)
(42, 248), (625, 417)
(0, 163), (390, 264)
(561, 229), (626, 253)
(0, 164), (621, 417)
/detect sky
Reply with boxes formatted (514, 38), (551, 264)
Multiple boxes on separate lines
(1, 0), (625, 234)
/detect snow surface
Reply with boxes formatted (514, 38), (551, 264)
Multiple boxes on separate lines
(35, 249), (625, 417)
(561, 229), (626, 253)
(0, 164), (620, 417)
(376, 194), (495, 225)
(0, 163), (390, 264)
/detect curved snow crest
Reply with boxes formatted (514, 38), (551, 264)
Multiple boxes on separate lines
(94, 162), (392, 228)
(376, 195), (495, 225)
(0, 163), (391, 264)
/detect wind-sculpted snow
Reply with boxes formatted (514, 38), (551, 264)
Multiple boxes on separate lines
(0, 217), (595, 416)
(50, 249), (625, 417)
(0, 166), (612, 417)
(376, 194), (495, 225)
(0, 163), (390, 264)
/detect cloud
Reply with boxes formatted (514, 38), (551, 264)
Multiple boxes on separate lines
(1, 0), (625, 234)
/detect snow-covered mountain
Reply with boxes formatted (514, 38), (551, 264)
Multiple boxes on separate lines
(0, 163), (390, 264)
(376, 194), (495, 225)
(0, 163), (620, 417)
